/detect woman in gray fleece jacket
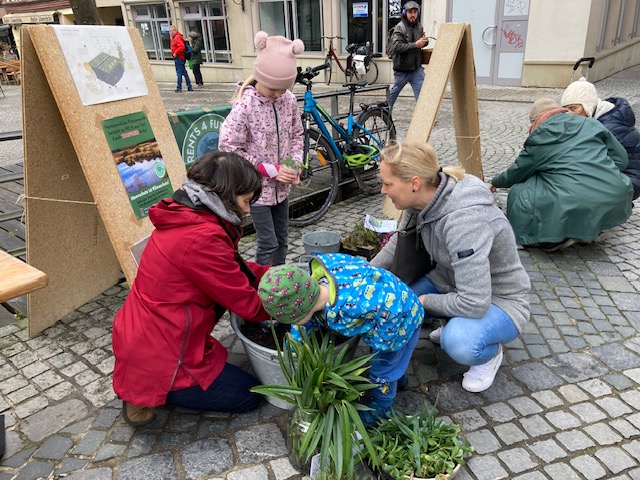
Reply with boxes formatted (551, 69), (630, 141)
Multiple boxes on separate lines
(372, 143), (530, 393)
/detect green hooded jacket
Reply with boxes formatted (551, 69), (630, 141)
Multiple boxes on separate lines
(492, 113), (632, 245)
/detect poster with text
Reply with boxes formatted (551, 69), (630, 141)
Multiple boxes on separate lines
(353, 2), (369, 17)
(54, 25), (148, 106)
(389, 0), (401, 18)
(103, 112), (173, 219)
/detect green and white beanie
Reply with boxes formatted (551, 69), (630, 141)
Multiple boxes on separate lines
(258, 265), (320, 324)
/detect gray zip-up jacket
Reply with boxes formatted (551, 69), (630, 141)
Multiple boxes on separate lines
(371, 173), (530, 332)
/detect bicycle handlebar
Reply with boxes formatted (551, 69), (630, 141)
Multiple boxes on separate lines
(321, 36), (345, 40)
(295, 64), (329, 84)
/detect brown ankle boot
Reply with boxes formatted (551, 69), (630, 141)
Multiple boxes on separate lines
(122, 402), (156, 427)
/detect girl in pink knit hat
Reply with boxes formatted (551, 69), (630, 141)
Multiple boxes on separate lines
(219, 32), (305, 266)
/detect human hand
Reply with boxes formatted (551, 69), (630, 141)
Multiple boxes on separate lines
(418, 294), (427, 307)
(416, 37), (429, 49)
(489, 183), (497, 193)
(277, 165), (299, 184)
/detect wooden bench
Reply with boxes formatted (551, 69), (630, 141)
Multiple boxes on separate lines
(0, 250), (48, 303)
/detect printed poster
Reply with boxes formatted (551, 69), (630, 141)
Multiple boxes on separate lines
(389, 0), (401, 18)
(103, 112), (173, 219)
(353, 2), (369, 18)
(181, 113), (227, 169)
(54, 25), (148, 106)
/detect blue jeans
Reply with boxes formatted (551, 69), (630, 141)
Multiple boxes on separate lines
(166, 363), (261, 413)
(369, 326), (421, 407)
(409, 276), (519, 366)
(174, 58), (192, 91)
(250, 199), (289, 266)
(389, 68), (425, 111)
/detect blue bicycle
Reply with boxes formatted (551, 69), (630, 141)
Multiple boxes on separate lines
(289, 64), (396, 227)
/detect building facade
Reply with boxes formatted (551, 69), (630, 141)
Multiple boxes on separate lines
(2, 0), (640, 87)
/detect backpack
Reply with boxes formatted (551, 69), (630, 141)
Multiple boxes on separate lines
(184, 40), (192, 60)
(385, 26), (396, 59)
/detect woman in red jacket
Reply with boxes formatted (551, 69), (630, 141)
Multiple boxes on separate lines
(112, 151), (271, 426)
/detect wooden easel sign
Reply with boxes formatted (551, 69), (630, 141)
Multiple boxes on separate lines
(22, 25), (187, 336)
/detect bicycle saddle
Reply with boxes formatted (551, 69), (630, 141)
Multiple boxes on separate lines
(346, 43), (359, 54)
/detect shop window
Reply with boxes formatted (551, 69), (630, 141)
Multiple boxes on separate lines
(257, 0), (323, 52)
(339, 0), (389, 54)
(132, 4), (171, 60)
(183, 1), (232, 63)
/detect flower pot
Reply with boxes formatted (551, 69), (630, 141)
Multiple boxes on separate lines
(230, 314), (361, 410)
(381, 463), (461, 480)
(302, 230), (342, 255)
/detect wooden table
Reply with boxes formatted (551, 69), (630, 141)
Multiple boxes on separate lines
(0, 250), (48, 303)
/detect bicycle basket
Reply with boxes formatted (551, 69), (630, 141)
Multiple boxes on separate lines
(343, 144), (378, 168)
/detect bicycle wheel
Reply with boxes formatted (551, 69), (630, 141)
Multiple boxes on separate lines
(289, 129), (340, 227)
(324, 58), (333, 85)
(354, 58), (379, 85)
(353, 107), (396, 148)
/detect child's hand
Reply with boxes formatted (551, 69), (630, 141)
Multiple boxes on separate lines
(276, 166), (299, 184)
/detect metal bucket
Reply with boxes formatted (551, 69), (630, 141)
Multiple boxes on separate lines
(302, 231), (342, 255)
(230, 313), (361, 410)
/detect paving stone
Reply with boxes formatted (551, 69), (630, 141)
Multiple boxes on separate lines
(543, 463), (581, 479)
(512, 472), (547, 480)
(577, 379), (613, 397)
(555, 430), (596, 451)
(528, 439), (567, 462)
(72, 429), (107, 455)
(620, 390), (640, 409)
(127, 433), (156, 458)
(507, 397), (542, 416)
(464, 429), (501, 454)
(478, 376), (524, 403)
(595, 396), (633, 417)
(497, 447), (538, 474)
(590, 343), (640, 371)
(155, 431), (192, 449)
(451, 409), (487, 432)
(545, 411), (581, 430)
(568, 403), (607, 423)
(610, 292), (640, 311)
(181, 438), (234, 478)
(511, 364), (563, 391)
(13, 461), (54, 480)
(584, 422), (623, 445)
(8, 384), (38, 404)
(94, 443), (127, 462)
(543, 352), (609, 382)
(594, 446), (637, 474)
(56, 458), (89, 475)
(235, 423), (288, 463)
(610, 418), (640, 438)
(227, 464), (269, 480)
(466, 455), (508, 480)
(2, 446), (37, 468)
(494, 423), (528, 445)
(92, 408), (120, 429)
(15, 396), (50, 420)
(519, 415), (556, 437)
(427, 382), (484, 411)
(482, 403), (516, 423)
(119, 452), (178, 479)
(570, 455), (607, 480)
(623, 439), (640, 461)
(603, 373), (635, 390)
(558, 385), (590, 403)
(34, 435), (73, 459)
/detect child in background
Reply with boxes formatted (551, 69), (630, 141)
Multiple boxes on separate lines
(219, 32), (304, 266)
(258, 253), (425, 426)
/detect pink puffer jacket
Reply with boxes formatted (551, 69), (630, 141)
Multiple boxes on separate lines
(218, 83), (304, 206)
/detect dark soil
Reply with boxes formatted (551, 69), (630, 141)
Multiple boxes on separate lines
(240, 321), (352, 351)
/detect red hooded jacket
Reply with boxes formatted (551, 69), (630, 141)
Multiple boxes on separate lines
(112, 197), (269, 406)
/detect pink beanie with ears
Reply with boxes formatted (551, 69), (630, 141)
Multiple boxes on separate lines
(253, 31), (305, 90)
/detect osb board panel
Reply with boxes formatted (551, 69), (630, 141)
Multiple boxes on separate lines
(27, 25), (187, 285)
(405, 23), (482, 179)
(22, 28), (120, 337)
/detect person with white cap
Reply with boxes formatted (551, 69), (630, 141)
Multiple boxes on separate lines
(388, 1), (428, 111)
(219, 32), (305, 266)
(491, 98), (633, 252)
(561, 77), (640, 200)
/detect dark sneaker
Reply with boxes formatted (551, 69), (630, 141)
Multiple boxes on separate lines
(175, 89), (182, 93)
(359, 399), (392, 427)
(187, 86), (193, 91)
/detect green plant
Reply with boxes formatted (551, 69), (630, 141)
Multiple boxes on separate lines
(281, 155), (302, 170)
(364, 402), (474, 479)
(251, 327), (380, 479)
(342, 221), (383, 251)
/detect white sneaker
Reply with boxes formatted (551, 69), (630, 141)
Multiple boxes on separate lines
(429, 326), (442, 344)
(462, 345), (503, 393)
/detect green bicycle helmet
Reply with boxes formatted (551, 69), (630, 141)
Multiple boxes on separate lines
(343, 144), (379, 168)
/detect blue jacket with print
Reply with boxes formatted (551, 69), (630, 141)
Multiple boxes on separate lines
(290, 253), (423, 352)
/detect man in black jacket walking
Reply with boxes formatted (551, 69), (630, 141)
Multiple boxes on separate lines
(389, 1), (428, 111)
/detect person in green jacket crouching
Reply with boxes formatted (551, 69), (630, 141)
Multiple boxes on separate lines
(491, 98), (632, 252)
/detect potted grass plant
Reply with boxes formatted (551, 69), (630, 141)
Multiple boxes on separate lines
(251, 327), (380, 479)
(363, 401), (474, 480)
(341, 221), (388, 260)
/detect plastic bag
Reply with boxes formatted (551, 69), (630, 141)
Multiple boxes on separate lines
(188, 59), (193, 70)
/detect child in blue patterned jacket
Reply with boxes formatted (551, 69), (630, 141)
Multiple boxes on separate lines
(257, 253), (424, 426)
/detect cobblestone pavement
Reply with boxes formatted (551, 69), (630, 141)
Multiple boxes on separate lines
(1, 65), (640, 479)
